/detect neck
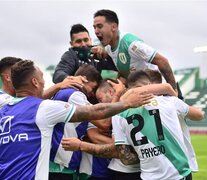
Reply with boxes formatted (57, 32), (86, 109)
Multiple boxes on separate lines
(2, 84), (15, 96)
(110, 31), (119, 50)
(15, 89), (40, 98)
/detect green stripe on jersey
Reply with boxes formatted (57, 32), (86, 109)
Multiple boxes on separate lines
(120, 107), (190, 176)
(65, 104), (76, 123)
(117, 33), (143, 78)
(148, 50), (156, 63)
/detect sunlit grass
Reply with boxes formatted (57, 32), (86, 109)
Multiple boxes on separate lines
(191, 135), (207, 180)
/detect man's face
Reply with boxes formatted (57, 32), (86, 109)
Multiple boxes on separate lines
(70, 32), (92, 48)
(34, 66), (45, 98)
(83, 81), (98, 98)
(93, 16), (115, 46)
(96, 88), (114, 103)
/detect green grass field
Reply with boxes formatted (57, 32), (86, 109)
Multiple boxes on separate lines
(191, 134), (207, 180)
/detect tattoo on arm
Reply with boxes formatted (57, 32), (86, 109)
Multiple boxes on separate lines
(71, 102), (127, 122)
(116, 145), (140, 165)
(152, 54), (177, 91)
(83, 143), (119, 159)
(161, 66), (177, 91)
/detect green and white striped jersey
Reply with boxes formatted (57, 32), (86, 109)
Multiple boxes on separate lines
(112, 96), (191, 180)
(105, 31), (157, 78)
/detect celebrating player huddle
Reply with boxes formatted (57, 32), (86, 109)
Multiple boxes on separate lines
(0, 9), (204, 180)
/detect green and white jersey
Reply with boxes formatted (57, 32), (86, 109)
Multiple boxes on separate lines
(105, 31), (158, 78)
(178, 115), (198, 172)
(113, 96), (191, 180)
(108, 152), (140, 173)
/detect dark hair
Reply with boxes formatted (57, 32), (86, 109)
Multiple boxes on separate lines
(75, 64), (102, 84)
(0, 57), (22, 74)
(127, 70), (151, 88)
(70, 24), (89, 40)
(97, 79), (113, 93)
(11, 60), (36, 89)
(145, 69), (162, 84)
(94, 9), (119, 25)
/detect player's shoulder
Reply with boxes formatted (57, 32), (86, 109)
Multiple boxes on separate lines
(121, 32), (143, 43)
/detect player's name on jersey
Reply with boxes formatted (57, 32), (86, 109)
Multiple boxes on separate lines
(141, 99), (159, 107)
(140, 145), (165, 158)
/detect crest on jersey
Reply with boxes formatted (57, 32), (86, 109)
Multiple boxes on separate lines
(0, 116), (14, 136)
(118, 53), (127, 64)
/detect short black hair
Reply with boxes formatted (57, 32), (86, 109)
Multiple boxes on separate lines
(97, 79), (114, 93)
(127, 70), (151, 88)
(11, 60), (35, 90)
(94, 9), (119, 25)
(0, 57), (22, 74)
(145, 69), (162, 84)
(70, 24), (89, 40)
(75, 64), (102, 84)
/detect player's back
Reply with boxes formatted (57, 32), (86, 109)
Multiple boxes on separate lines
(119, 96), (191, 180)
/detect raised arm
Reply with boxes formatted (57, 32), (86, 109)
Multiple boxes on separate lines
(151, 53), (178, 94)
(43, 76), (87, 99)
(135, 83), (177, 97)
(91, 46), (108, 59)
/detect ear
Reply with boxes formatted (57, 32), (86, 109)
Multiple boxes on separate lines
(111, 23), (118, 31)
(31, 78), (38, 87)
(5, 73), (11, 82)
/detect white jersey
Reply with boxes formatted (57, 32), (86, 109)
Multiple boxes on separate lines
(0, 90), (13, 108)
(79, 123), (112, 178)
(51, 88), (90, 170)
(0, 96), (76, 180)
(87, 121), (140, 174)
(178, 115), (198, 171)
(113, 96), (191, 180)
(105, 31), (158, 78)
(108, 121), (140, 173)
(108, 158), (140, 173)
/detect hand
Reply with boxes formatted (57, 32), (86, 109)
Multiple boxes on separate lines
(118, 76), (127, 86)
(120, 88), (154, 108)
(61, 138), (82, 151)
(91, 46), (108, 59)
(59, 76), (88, 90)
(107, 79), (126, 98)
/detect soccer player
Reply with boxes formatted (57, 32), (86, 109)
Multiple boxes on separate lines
(0, 57), (21, 107)
(146, 69), (201, 175)
(112, 70), (204, 180)
(49, 64), (103, 180)
(62, 70), (204, 180)
(92, 9), (178, 94)
(61, 77), (178, 180)
(0, 60), (152, 179)
(0, 56), (87, 102)
(53, 24), (117, 84)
